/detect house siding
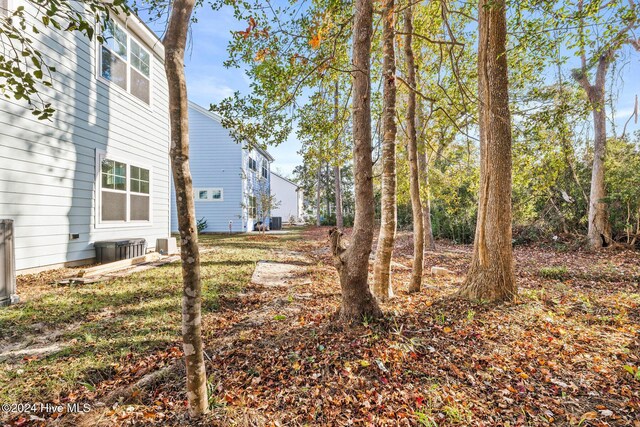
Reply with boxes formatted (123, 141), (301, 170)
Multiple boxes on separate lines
(170, 105), (244, 233)
(243, 149), (272, 230)
(0, 2), (171, 271)
(270, 173), (301, 222)
(170, 103), (274, 233)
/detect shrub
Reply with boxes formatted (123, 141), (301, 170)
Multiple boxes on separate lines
(196, 217), (208, 234)
(538, 266), (569, 280)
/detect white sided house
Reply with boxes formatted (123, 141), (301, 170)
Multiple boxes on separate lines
(270, 173), (304, 224)
(0, 4), (171, 272)
(170, 102), (274, 233)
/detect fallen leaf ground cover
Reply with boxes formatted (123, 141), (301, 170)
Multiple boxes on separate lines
(2, 227), (639, 426)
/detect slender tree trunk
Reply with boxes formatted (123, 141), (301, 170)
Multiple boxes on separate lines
(329, 0), (381, 323)
(325, 163), (331, 218)
(458, 0), (516, 302)
(316, 165), (322, 226)
(416, 97), (435, 251)
(334, 166), (343, 228)
(587, 82), (612, 248)
(403, 4), (424, 293)
(421, 153), (436, 251)
(574, 52), (613, 249)
(334, 81), (344, 230)
(372, 0), (397, 301)
(163, 0), (208, 417)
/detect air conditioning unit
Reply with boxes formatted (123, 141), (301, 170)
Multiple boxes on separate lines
(1, 219), (18, 307)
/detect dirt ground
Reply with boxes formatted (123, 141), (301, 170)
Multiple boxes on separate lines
(2, 227), (639, 426)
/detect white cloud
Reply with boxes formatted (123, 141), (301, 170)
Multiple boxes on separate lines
(185, 73), (235, 106)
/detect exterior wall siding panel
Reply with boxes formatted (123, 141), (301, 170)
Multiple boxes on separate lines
(170, 102), (273, 233)
(0, 1), (171, 271)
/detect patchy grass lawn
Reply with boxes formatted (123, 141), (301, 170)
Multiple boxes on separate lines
(2, 226), (639, 426)
(0, 230), (304, 412)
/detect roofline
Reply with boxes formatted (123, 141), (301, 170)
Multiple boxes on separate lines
(271, 172), (300, 188)
(187, 101), (275, 162)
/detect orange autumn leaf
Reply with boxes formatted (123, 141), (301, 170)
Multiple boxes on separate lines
(309, 34), (321, 49)
(255, 49), (268, 62)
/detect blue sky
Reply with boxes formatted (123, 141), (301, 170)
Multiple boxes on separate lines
(143, 5), (640, 177)
(179, 5), (304, 177)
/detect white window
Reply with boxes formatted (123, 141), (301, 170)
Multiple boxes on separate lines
(261, 161), (268, 179)
(100, 20), (151, 104)
(194, 188), (224, 202)
(248, 196), (257, 218)
(248, 157), (257, 171)
(99, 155), (151, 224)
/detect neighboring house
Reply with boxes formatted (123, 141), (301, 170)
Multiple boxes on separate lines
(170, 102), (274, 233)
(270, 173), (304, 223)
(0, 5), (171, 272)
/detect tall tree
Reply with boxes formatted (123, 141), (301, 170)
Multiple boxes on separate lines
(333, 80), (345, 229)
(329, 0), (382, 322)
(164, 0), (208, 416)
(316, 165), (322, 225)
(458, 0), (516, 301)
(569, 0), (639, 249)
(373, 0), (398, 301)
(417, 97), (436, 251)
(573, 48), (612, 248)
(403, 3), (424, 293)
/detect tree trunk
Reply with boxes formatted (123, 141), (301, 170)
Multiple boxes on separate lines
(416, 95), (435, 252)
(163, 0), (208, 417)
(325, 163), (331, 218)
(403, 4), (424, 293)
(334, 81), (344, 230)
(329, 0), (381, 323)
(372, 0), (397, 301)
(420, 153), (436, 251)
(574, 53), (613, 249)
(458, 0), (516, 302)
(316, 165), (322, 226)
(334, 166), (343, 228)
(587, 82), (611, 248)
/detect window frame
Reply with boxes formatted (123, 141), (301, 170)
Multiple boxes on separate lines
(0, 0), (11, 17)
(97, 19), (153, 107)
(248, 195), (257, 218)
(261, 161), (269, 180)
(95, 149), (153, 228)
(248, 157), (257, 172)
(194, 188), (224, 202)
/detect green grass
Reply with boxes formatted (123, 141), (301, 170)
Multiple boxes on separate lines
(0, 229), (305, 403)
(537, 265), (569, 280)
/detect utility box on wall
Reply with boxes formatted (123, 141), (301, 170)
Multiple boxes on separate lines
(156, 237), (178, 255)
(1, 220), (18, 307)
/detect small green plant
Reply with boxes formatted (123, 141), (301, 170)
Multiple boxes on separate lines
(362, 313), (374, 327)
(538, 266), (569, 280)
(415, 410), (437, 427)
(196, 217), (208, 234)
(442, 404), (471, 423)
(273, 314), (287, 321)
(466, 309), (476, 323)
(207, 378), (225, 409)
(623, 365), (640, 381)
